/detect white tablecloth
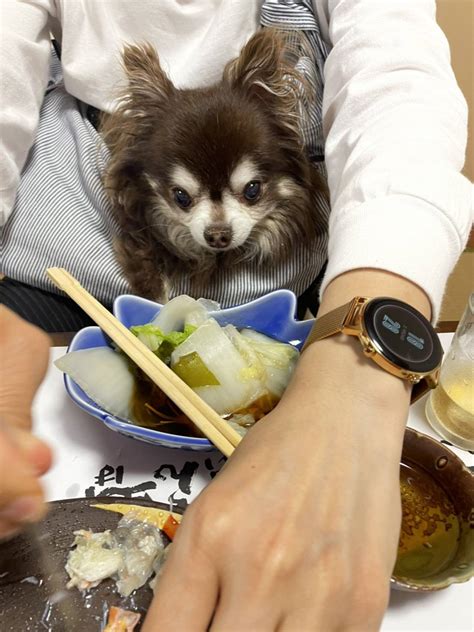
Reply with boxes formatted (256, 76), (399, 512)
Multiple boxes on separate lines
(32, 334), (473, 631)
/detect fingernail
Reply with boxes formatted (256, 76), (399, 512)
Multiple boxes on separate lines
(0, 496), (42, 523)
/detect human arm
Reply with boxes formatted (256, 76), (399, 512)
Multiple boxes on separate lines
(142, 271), (425, 631)
(0, 0), (54, 224)
(319, 0), (472, 318)
(0, 307), (52, 538)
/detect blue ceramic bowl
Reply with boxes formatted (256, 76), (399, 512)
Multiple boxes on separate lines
(64, 290), (314, 451)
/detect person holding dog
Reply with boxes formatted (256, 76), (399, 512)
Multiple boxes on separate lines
(0, 1), (471, 631)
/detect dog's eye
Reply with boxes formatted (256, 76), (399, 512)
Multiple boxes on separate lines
(243, 181), (261, 202)
(173, 187), (192, 209)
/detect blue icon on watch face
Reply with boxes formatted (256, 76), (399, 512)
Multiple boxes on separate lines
(382, 314), (400, 335)
(407, 332), (425, 350)
(381, 314), (425, 350)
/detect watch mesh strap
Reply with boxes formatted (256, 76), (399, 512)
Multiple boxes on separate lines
(303, 300), (353, 350)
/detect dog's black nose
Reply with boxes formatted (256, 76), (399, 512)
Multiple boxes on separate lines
(204, 224), (232, 249)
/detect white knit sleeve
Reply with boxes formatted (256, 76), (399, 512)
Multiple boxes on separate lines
(320, 0), (472, 320)
(0, 0), (54, 225)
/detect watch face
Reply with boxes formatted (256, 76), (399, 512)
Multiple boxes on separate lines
(363, 298), (443, 373)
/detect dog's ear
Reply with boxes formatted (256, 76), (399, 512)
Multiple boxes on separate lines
(223, 29), (307, 145)
(223, 29), (286, 93)
(122, 43), (174, 113)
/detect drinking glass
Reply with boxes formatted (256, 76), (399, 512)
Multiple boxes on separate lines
(425, 293), (474, 450)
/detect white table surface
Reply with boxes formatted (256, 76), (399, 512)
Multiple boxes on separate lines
(32, 334), (473, 631)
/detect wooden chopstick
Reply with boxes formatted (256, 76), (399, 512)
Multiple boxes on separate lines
(47, 268), (241, 457)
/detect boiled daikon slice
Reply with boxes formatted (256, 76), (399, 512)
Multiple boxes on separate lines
(55, 347), (134, 419)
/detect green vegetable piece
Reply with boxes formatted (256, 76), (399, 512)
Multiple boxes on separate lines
(156, 324), (198, 364)
(131, 324), (164, 338)
(130, 324), (164, 352)
(173, 352), (220, 387)
(156, 339), (175, 365)
(164, 324), (197, 347)
(131, 323), (197, 362)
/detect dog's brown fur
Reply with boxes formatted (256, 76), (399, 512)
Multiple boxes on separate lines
(101, 29), (328, 301)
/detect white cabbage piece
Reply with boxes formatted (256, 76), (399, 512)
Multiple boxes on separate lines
(55, 347), (134, 419)
(183, 304), (211, 329)
(151, 295), (220, 331)
(227, 413), (256, 438)
(171, 318), (264, 415)
(224, 325), (267, 383)
(151, 295), (200, 333)
(196, 297), (220, 313)
(66, 530), (122, 591)
(239, 329), (299, 397)
(183, 297), (221, 329)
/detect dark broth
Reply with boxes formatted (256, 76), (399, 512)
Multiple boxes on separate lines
(394, 462), (460, 579)
(129, 367), (279, 436)
(129, 368), (203, 437)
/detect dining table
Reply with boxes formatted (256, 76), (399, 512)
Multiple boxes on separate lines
(30, 332), (473, 632)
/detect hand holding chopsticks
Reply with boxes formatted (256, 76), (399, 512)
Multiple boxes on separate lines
(47, 268), (241, 457)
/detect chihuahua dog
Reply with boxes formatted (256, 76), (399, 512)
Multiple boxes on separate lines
(101, 29), (327, 301)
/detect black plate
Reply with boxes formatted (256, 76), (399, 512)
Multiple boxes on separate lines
(0, 497), (180, 631)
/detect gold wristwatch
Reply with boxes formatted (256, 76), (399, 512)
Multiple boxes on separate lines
(303, 297), (443, 403)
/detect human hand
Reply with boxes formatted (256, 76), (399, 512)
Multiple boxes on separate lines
(0, 306), (53, 539)
(143, 335), (409, 632)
